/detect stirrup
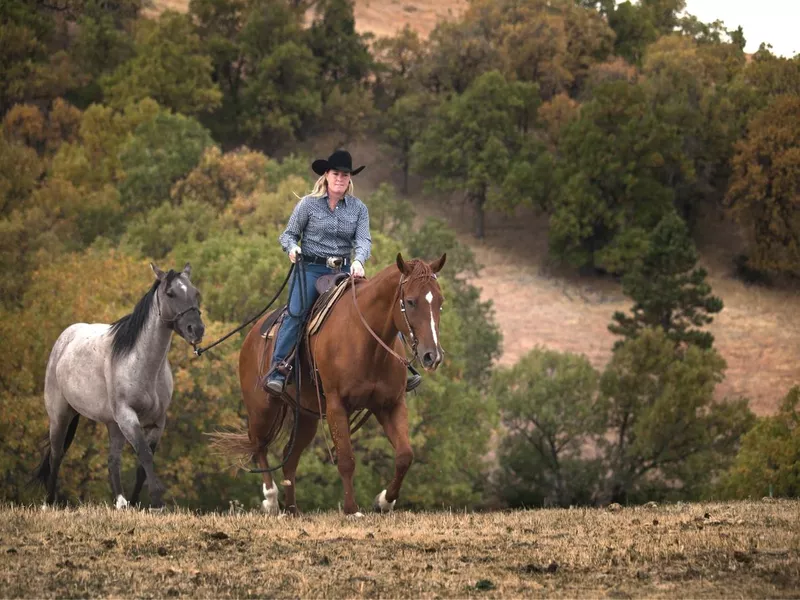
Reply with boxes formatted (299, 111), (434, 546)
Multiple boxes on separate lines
(406, 373), (422, 392)
(264, 373), (286, 396)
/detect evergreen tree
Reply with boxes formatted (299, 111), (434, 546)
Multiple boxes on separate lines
(609, 212), (723, 350)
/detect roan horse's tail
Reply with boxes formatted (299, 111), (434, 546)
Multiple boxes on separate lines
(31, 414), (80, 487)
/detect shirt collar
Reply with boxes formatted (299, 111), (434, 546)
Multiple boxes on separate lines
(322, 192), (348, 207)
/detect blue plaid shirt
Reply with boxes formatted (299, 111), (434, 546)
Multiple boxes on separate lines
(279, 193), (371, 264)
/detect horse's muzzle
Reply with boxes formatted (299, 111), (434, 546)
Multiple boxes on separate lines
(421, 348), (443, 370)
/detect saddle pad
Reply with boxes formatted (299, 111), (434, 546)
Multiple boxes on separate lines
(306, 277), (351, 336)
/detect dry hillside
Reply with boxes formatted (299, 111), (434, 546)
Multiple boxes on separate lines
(146, 0), (468, 37)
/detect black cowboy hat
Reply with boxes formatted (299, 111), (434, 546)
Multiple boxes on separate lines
(311, 150), (365, 177)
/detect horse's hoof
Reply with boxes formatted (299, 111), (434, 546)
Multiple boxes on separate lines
(115, 495), (129, 510)
(261, 482), (280, 515)
(347, 511), (365, 519)
(373, 490), (396, 513)
(148, 506), (165, 513)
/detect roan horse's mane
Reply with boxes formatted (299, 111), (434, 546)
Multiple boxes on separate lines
(108, 269), (179, 360)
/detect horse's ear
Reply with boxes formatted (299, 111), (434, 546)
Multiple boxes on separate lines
(396, 253), (410, 275)
(150, 262), (166, 281)
(430, 253), (447, 274)
(182, 262), (192, 279)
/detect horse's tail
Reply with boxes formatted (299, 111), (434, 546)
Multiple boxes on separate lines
(31, 414), (80, 487)
(206, 427), (255, 458)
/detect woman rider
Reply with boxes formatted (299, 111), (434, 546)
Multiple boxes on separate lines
(264, 149), (422, 396)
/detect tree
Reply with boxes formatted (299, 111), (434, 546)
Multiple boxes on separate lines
(725, 95), (800, 277)
(494, 348), (605, 507)
(718, 386), (800, 499)
(548, 80), (685, 272)
(371, 25), (426, 108)
(0, 0), (76, 115)
(117, 109), (215, 216)
(379, 93), (434, 194)
(101, 11), (222, 116)
(599, 328), (754, 503)
(307, 0), (373, 99)
(609, 213), (723, 350)
(413, 71), (539, 238)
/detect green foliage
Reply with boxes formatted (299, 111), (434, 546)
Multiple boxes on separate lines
(493, 348), (605, 507)
(413, 70), (540, 238)
(718, 387), (800, 499)
(609, 213), (723, 350)
(118, 109), (215, 216)
(101, 12), (222, 116)
(317, 84), (375, 147)
(372, 25), (426, 107)
(380, 92), (436, 194)
(191, 0), (320, 145)
(548, 80), (684, 272)
(307, 0), (373, 98)
(599, 329), (754, 503)
(0, 0), (76, 115)
(405, 218), (501, 387)
(725, 95), (800, 277)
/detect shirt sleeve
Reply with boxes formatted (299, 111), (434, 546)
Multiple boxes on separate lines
(353, 201), (372, 264)
(278, 198), (309, 252)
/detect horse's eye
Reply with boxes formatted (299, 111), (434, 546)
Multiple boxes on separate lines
(166, 289), (175, 298)
(407, 299), (416, 309)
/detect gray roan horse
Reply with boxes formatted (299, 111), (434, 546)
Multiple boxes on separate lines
(34, 263), (204, 508)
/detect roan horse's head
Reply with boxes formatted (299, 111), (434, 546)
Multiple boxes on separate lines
(395, 253), (447, 371)
(151, 262), (205, 348)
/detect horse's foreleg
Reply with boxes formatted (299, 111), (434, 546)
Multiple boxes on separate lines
(281, 413), (318, 515)
(327, 395), (359, 515)
(106, 423), (129, 509)
(130, 424), (163, 507)
(373, 400), (413, 513)
(115, 406), (165, 508)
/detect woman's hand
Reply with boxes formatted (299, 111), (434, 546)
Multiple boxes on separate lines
(351, 260), (365, 278)
(289, 245), (301, 263)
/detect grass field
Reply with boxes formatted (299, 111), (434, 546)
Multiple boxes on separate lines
(2, 500), (798, 598)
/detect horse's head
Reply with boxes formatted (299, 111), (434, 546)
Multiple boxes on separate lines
(395, 253), (447, 371)
(151, 262), (205, 348)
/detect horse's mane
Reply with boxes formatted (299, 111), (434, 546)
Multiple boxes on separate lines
(109, 270), (179, 360)
(399, 259), (436, 285)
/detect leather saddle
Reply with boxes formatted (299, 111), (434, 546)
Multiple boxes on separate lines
(260, 273), (351, 340)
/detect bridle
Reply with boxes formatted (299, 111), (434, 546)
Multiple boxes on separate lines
(350, 272), (439, 367)
(155, 287), (201, 332)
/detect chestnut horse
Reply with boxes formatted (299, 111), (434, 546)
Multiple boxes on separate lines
(218, 253), (446, 516)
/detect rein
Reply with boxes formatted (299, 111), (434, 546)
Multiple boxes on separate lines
(350, 276), (413, 367)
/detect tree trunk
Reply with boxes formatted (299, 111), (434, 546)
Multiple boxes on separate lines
(474, 192), (486, 239)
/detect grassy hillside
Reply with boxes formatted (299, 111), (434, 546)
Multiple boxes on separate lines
(1, 500), (797, 597)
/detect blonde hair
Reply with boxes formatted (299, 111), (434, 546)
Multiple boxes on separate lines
(308, 174), (355, 198)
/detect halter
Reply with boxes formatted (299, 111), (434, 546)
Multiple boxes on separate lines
(155, 289), (201, 332)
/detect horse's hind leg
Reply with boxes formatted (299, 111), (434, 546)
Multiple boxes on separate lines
(326, 393), (360, 515)
(281, 413), (318, 516)
(106, 423), (129, 509)
(249, 400), (285, 515)
(130, 424), (163, 507)
(44, 409), (80, 506)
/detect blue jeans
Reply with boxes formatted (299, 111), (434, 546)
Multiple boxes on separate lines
(271, 262), (350, 374)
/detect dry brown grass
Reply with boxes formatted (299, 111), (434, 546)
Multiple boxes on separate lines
(1, 500), (798, 598)
(145, 0), (468, 37)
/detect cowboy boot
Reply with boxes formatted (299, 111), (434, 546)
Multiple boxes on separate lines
(263, 363), (290, 395)
(406, 364), (422, 392)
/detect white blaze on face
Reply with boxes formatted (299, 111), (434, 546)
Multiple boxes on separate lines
(425, 291), (438, 346)
(178, 281), (188, 293)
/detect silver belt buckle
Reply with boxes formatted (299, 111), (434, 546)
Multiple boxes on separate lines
(326, 256), (343, 269)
